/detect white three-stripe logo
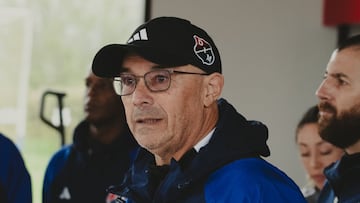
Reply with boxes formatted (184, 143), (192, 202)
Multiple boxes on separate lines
(59, 187), (71, 200)
(127, 28), (148, 43)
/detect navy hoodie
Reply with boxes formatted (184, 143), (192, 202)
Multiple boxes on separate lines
(0, 133), (32, 203)
(318, 153), (360, 203)
(110, 99), (306, 203)
(42, 120), (138, 203)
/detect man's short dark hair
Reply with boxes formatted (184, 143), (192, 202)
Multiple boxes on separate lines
(338, 34), (360, 51)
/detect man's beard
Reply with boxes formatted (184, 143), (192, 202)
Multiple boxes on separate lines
(318, 102), (360, 149)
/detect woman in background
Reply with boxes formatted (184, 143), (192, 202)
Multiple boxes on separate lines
(295, 105), (343, 203)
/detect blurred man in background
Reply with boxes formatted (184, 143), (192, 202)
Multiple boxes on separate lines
(316, 34), (360, 203)
(42, 70), (138, 203)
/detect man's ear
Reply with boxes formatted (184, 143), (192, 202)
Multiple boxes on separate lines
(203, 73), (224, 107)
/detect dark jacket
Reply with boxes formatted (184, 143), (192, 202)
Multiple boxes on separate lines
(301, 185), (320, 203)
(318, 153), (360, 203)
(0, 133), (32, 203)
(110, 99), (306, 203)
(42, 120), (138, 203)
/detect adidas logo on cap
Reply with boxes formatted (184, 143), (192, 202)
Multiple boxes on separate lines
(92, 16), (222, 78)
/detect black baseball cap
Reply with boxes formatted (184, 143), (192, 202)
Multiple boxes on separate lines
(92, 16), (222, 77)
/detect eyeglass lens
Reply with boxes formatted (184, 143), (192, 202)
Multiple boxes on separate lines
(113, 70), (171, 96)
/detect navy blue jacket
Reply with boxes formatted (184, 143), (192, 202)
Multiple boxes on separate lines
(42, 120), (138, 203)
(110, 99), (306, 203)
(318, 153), (360, 203)
(0, 133), (32, 203)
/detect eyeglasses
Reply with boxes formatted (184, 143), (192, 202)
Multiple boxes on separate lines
(113, 69), (209, 96)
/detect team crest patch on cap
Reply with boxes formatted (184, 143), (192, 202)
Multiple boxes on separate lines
(193, 35), (215, 66)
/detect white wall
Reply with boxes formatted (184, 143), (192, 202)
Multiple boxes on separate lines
(150, 0), (338, 187)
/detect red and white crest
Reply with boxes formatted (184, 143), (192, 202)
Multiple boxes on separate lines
(193, 35), (215, 66)
(106, 193), (121, 203)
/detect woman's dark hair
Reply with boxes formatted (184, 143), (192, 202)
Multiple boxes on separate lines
(295, 105), (319, 141)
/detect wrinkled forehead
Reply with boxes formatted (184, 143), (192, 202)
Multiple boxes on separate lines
(121, 54), (160, 73)
(325, 48), (360, 84)
(328, 48), (360, 69)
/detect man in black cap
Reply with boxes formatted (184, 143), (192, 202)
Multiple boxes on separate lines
(92, 16), (306, 202)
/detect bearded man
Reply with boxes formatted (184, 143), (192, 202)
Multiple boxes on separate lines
(316, 34), (360, 203)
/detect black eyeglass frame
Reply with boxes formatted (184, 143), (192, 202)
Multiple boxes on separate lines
(113, 69), (209, 96)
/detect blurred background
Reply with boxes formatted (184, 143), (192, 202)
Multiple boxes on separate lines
(2, 1), (360, 203)
(0, 1), (145, 202)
